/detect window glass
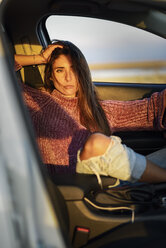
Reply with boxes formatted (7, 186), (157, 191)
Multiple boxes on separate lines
(45, 15), (166, 84)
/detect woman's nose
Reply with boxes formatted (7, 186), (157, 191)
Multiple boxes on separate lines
(65, 70), (72, 81)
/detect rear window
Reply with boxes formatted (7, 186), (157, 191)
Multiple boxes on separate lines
(42, 15), (166, 84)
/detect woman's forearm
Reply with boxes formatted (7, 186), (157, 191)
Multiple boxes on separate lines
(14, 54), (46, 66)
(14, 44), (63, 67)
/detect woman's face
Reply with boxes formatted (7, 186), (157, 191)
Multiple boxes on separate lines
(51, 54), (78, 97)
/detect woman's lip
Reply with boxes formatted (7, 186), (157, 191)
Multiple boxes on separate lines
(64, 85), (74, 89)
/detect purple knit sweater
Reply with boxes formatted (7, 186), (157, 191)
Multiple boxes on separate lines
(22, 84), (166, 175)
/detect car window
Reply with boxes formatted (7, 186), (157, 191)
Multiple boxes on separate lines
(42, 15), (166, 84)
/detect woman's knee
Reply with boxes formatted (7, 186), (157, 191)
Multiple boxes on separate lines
(80, 133), (112, 160)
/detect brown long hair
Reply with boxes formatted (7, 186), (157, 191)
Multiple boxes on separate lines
(44, 40), (111, 136)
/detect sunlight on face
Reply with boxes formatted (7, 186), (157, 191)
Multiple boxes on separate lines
(51, 55), (78, 97)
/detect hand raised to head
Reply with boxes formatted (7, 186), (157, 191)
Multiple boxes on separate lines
(40, 44), (63, 63)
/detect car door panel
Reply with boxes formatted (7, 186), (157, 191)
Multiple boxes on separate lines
(95, 82), (166, 101)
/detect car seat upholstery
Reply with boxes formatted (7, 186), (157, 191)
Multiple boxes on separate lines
(15, 37), (45, 88)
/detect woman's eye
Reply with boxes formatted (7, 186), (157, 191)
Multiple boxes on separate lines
(56, 69), (63, 73)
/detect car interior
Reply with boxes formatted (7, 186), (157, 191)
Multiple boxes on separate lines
(1, 0), (166, 247)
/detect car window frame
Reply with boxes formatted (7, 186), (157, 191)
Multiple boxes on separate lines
(37, 14), (166, 85)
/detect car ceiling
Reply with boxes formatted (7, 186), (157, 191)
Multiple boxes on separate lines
(1, 0), (166, 45)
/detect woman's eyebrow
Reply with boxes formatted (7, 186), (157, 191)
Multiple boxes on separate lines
(54, 66), (64, 69)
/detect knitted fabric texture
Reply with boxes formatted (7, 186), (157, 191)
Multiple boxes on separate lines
(22, 84), (166, 175)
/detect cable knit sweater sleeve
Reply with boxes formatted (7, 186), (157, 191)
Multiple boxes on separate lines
(101, 89), (166, 132)
(21, 83), (51, 116)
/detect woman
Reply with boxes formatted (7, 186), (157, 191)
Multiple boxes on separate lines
(15, 40), (166, 185)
